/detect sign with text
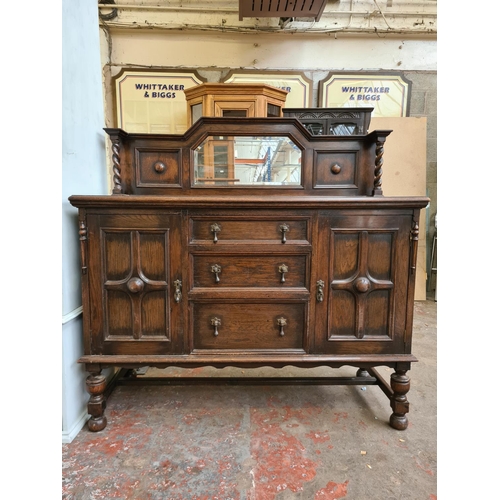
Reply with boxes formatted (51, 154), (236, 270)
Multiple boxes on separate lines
(114, 70), (205, 133)
(223, 71), (312, 108)
(319, 72), (411, 117)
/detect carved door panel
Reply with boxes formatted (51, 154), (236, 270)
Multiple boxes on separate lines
(315, 212), (413, 355)
(86, 212), (182, 355)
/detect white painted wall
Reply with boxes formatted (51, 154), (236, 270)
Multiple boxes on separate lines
(108, 31), (436, 73)
(62, 0), (108, 443)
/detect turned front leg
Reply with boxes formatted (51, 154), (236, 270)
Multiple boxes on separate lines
(86, 370), (107, 432)
(389, 369), (410, 430)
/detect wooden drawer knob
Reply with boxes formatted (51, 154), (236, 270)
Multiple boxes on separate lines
(154, 161), (166, 173)
(331, 163), (342, 174)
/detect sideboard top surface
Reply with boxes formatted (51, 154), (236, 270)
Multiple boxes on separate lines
(69, 194), (429, 209)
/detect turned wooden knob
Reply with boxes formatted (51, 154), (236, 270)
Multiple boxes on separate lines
(154, 161), (166, 173)
(331, 163), (342, 174)
(127, 277), (145, 293)
(354, 277), (370, 293)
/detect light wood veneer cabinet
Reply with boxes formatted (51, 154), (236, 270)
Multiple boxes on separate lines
(184, 83), (288, 127)
(69, 117), (428, 432)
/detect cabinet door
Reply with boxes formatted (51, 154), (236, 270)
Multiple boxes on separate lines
(315, 213), (413, 355)
(86, 212), (182, 355)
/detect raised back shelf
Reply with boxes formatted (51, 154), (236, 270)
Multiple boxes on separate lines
(105, 117), (390, 197)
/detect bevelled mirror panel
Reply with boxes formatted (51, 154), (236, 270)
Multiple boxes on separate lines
(193, 136), (302, 187)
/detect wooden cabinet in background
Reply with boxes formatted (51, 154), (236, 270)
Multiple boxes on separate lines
(283, 107), (373, 135)
(184, 83), (288, 127)
(70, 117), (428, 432)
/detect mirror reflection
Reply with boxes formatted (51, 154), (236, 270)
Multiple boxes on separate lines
(194, 136), (302, 186)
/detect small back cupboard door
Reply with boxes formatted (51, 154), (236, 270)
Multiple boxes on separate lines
(315, 213), (412, 355)
(86, 212), (182, 355)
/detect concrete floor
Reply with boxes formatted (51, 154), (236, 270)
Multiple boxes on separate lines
(62, 300), (437, 500)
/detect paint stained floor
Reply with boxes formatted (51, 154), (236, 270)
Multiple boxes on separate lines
(62, 300), (437, 500)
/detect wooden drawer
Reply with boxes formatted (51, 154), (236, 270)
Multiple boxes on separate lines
(190, 217), (309, 244)
(192, 254), (308, 288)
(135, 148), (182, 188)
(191, 302), (306, 351)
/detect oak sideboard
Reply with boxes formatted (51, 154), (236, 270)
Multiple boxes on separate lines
(69, 117), (429, 432)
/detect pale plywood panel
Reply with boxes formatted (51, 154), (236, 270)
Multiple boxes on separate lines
(371, 117), (427, 300)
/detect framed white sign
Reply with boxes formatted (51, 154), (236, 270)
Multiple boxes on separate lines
(319, 72), (411, 117)
(113, 69), (206, 133)
(223, 71), (313, 108)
